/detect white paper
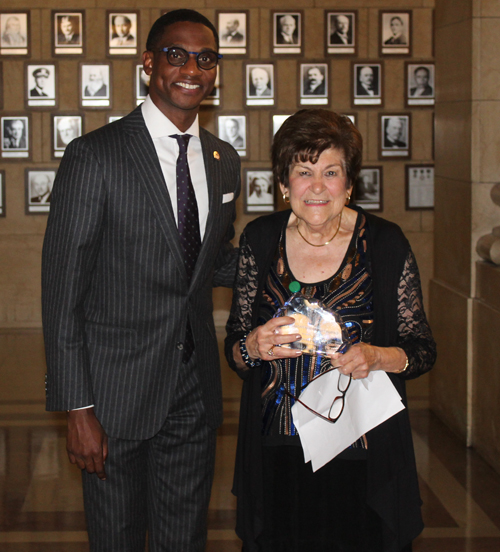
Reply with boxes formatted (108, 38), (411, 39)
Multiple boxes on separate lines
(292, 370), (405, 472)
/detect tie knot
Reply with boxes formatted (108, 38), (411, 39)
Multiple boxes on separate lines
(171, 134), (191, 154)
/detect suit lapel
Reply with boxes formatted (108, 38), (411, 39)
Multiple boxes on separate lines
(122, 108), (187, 280)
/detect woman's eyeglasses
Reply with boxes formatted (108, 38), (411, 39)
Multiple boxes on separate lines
(159, 47), (222, 70)
(286, 368), (352, 424)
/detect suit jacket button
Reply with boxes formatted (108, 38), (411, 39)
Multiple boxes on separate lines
(176, 342), (184, 350)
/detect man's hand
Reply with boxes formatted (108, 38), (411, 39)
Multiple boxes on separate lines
(66, 408), (108, 480)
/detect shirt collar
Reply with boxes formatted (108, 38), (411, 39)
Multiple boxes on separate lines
(141, 95), (200, 139)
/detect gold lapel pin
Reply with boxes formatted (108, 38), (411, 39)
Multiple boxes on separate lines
(213, 151), (220, 160)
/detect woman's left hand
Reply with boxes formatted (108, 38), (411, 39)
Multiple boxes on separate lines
(329, 343), (379, 380)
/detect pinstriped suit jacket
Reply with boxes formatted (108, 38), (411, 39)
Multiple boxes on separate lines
(42, 106), (241, 440)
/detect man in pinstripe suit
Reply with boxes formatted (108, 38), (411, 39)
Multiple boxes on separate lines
(42, 10), (240, 552)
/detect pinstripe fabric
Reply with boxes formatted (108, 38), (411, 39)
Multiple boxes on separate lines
(82, 358), (216, 552)
(42, 104), (241, 440)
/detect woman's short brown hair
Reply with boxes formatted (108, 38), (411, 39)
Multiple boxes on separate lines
(271, 109), (363, 188)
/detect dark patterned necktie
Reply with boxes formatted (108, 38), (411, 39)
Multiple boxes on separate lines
(170, 134), (201, 281)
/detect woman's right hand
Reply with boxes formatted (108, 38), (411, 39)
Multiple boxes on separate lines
(236, 317), (303, 367)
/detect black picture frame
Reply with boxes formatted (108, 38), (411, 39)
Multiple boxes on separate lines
(244, 168), (275, 214)
(25, 168), (57, 214)
(0, 170), (5, 217)
(53, 11), (84, 56)
(217, 114), (247, 157)
(245, 63), (275, 107)
(1, 114), (30, 159)
(0, 11), (29, 56)
(80, 62), (111, 109)
(135, 64), (149, 105)
(406, 62), (435, 107)
(405, 164), (434, 210)
(217, 11), (248, 56)
(107, 11), (139, 57)
(299, 62), (328, 106)
(379, 114), (411, 159)
(353, 166), (383, 211)
(52, 114), (83, 159)
(25, 62), (57, 109)
(380, 11), (412, 56)
(326, 11), (356, 56)
(352, 62), (383, 106)
(272, 11), (303, 56)
(272, 113), (292, 138)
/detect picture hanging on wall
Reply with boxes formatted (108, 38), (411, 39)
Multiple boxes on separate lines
(272, 114), (292, 137)
(353, 62), (383, 106)
(1, 115), (30, 159)
(25, 168), (56, 214)
(217, 11), (248, 56)
(108, 11), (138, 56)
(406, 164), (434, 210)
(380, 11), (411, 56)
(326, 11), (356, 55)
(343, 113), (357, 126)
(272, 11), (302, 55)
(300, 63), (328, 105)
(218, 115), (246, 157)
(406, 62), (435, 107)
(135, 64), (149, 105)
(380, 114), (411, 159)
(0, 170), (5, 217)
(26, 63), (57, 108)
(246, 63), (274, 106)
(53, 114), (83, 158)
(53, 11), (84, 55)
(0, 12), (29, 56)
(244, 168), (275, 214)
(80, 63), (111, 108)
(353, 166), (383, 211)
(202, 65), (220, 106)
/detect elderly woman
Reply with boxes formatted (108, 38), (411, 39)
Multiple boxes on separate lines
(225, 109), (436, 552)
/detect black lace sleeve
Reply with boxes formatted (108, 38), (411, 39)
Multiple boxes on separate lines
(396, 248), (437, 379)
(224, 231), (260, 376)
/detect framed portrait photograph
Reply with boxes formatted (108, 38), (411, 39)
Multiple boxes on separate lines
(246, 63), (274, 106)
(353, 167), (383, 211)
(26, 63), (57, 108)
(380, 114), (411, 159)
(218, 11), (247, 55)
(406, 164), (434, 210)
(53, 115), (82, 158)
(2, 115), (29, 158)
(244, 169), (275, 214)
(218, 115), (246, 157)
(53, 11), (83, 55)
(202, 65), (220, 106)
(272, 114), (292, 138)
(0, 12), (29, 56)
(25, 168), (56, 214)
(273, 12), (302, 55)
(0, 170), (5, 217)
(380, 11), (411, 56)
(326, 11), (356, 55)
(135, 64), (149, 105)
(353, 63), (382, 106)
(108, 12), (138, 56)
(108, 115), (125, 124)
(80, 63), (111, 108)
(406, 62), (435, 106)
(300, 63), (328, 105)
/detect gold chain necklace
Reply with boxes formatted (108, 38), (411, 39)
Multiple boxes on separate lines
(296, 210), (343, 247)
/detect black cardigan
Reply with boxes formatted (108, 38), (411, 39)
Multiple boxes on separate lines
(225, 206), (435, 552)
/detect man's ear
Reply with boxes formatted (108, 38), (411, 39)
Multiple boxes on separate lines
(142, 50), (153, 76)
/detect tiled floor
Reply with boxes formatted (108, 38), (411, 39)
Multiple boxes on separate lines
(1, 329), (500, 551)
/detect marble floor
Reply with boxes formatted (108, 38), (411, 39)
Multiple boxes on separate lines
(1, 329), (500, 551)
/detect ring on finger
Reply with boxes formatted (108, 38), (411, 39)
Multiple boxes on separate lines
(267, 345), (275, 356)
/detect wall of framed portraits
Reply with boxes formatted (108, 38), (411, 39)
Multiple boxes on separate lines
(0, 3), (435, 335)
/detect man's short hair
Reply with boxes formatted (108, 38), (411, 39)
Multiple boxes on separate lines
(414, 66), (430, 78)
(114, 15), (132, 26)
(146, 9), (219, 51)
(390, 16), (404, 26)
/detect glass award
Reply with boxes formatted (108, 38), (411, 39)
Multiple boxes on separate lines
(274, 292), (351, 355)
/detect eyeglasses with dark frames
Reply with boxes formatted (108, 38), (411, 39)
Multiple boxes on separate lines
(286, 367), (352, 424)
(159, 47), (222, 70)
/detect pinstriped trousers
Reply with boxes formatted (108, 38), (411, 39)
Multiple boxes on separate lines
(82, 355), (217, 552)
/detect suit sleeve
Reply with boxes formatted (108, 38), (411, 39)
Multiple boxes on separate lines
(42, 137), (107, 411)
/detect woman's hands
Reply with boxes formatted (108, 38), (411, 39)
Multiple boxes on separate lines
(233, 317), (302, 369)
(329, 343), (408, 380)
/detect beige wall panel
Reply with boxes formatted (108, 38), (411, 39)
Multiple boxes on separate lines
(472, 300), (500, 474)
(412, 8), (435, 60)
(434, 101), (471, 183)
(475, 101), (500, 183)
(330, 59), (351, 113)
(3, 60), (24, 111)
(56, 60), (79, 111)
(474, 17), (500, 101)
(85, 9), (106, 59)
(476, 261), (500, 312)
(276, 60), (298, 112)
(84, 111), (108, 135)
(257, 10), (270, 59)
(429, 279), (468, 441)
(314, 0), (427, 8)
(435, 19), (472, 103)
(0, 235), (44, 328)
(406, 230), (434, 310)
(303, 10), (325, 59)
(433, 176), (471, 293)
(364, 110), (380, 163)
(220, 60), (243, 110)
(421, 210), (434, 233)
(383, 59), (405, 110)
(257, 109), (271, 162)
(367, 9), (379, 59)
(30, 112), (43, 163)
(480, 0), (500, 17)
(412, 109), (434, 161)
(355, 9), (369, 60)
(434, 0), (472, 29)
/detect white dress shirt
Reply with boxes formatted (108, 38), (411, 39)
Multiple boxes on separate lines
(141, 95), (209, 239)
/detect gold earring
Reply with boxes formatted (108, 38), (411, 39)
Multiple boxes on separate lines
(283, 193), (290, 204)
(346, 194), (351, 205)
